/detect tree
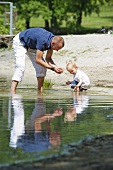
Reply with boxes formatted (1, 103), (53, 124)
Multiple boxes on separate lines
(3, 0), (112, 33)
(9, 0), (51, 29)
(19, 0), (51, 29)
(66, 0), (113, 32)
(39, 0), (68, 33)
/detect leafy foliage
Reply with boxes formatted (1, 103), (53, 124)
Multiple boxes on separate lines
(0, 26), (9, 34)
(0, 0), (113, 34)
(13, 19), (26, 34)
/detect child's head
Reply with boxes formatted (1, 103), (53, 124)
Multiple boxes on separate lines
(66, 60), (78, 74)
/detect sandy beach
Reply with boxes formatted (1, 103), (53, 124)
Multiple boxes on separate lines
(0, 33), (113, 94)
(0, 33), (113, 169)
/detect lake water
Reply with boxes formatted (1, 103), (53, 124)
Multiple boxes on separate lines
(0, 89), (113, 166)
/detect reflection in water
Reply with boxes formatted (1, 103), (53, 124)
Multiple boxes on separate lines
(1, 93), (113, 165)
(73, 92), (89, 114)
(9, 95), (25, 148)
(64, 92), (89, 122)
(9, 94), (62, 152)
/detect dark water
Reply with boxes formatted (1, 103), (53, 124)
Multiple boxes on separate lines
(0, 89), (113, 165)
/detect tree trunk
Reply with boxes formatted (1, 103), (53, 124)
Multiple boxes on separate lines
(51, 16), (59, 33)
(45, 20), (50, 31)
(76, 11), (82, 28)
(25, 18), (30, 29)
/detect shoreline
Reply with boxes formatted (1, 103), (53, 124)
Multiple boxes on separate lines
(0, 34), (113, 95)
(0, 34), (113, 169)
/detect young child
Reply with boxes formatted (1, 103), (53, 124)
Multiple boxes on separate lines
(66, 60), (90, 92)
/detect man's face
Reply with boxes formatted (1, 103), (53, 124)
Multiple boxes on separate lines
(51, 42), (63, 51)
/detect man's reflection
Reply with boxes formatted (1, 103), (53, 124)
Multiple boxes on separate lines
(64, 92), (89, 122)
(9, 95), (25, 148)
(9, 94), (62, 152)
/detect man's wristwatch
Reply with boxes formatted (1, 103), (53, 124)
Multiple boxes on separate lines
(50, 66), (55, 71)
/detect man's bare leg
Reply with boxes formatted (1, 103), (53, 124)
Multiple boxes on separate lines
(37, 77), (44, 92)
(11, 80), (19, 94)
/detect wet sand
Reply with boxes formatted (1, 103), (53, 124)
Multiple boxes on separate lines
(0, 33), (113, 95)
(0, 33), (113, 169)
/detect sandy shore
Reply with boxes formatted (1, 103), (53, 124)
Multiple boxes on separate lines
(0, 34), (113, 169)
(0, 33), (113, 95)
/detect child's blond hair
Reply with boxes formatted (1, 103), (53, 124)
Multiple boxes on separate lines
(66, 60), (78, 71)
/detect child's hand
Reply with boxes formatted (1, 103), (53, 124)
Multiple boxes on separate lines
(74, 86), (80, 92)
(66, 81), (71, 85)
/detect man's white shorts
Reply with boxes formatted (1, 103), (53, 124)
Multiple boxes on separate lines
(12, 33), (47, 82)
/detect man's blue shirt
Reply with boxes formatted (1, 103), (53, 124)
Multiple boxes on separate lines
(19, 28), (54, 51)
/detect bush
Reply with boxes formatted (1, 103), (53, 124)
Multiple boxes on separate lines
(0, 26), (9, 35)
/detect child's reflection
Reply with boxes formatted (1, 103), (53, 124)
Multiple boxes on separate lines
(9, 94), (62, 152)
(64, 92), (89, 122)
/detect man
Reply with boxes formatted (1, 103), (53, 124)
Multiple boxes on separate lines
(11, 28), (65, 94)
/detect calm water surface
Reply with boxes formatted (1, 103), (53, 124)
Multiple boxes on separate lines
(0, 89), (113, 165)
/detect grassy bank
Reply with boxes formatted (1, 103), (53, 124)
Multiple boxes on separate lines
(30, 5), (113, 34)
(81, 5), (113, 33)
(0, 4), (113, 34)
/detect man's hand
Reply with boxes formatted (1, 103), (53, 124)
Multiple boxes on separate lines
(53, 108), (63, 116)
(49, 63), (63, 74)
(54, 67), (64, 74)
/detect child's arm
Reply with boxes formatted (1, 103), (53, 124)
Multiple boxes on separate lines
(74, 79), (83, 91)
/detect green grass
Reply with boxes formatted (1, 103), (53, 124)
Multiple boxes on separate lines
(30, 16), (45, 28)
(44, 79), (54, 89)
(0, 4), (113, 34)
(82, 5), (113, 30)
(29, 5), (113, 34)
